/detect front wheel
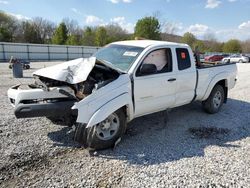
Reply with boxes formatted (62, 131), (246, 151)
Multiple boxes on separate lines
(74, 109), (126, 150)
(202, 85), (225, 114)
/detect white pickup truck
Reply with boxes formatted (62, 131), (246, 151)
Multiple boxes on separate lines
(8, 40), (237, 150)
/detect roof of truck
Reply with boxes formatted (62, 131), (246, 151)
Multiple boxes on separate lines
(111, 40), (189, 48)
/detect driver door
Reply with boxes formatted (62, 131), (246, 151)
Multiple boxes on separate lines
(133, 48), (176, 117)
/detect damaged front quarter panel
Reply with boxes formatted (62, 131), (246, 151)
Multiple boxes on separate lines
(72, 74), (134, 128)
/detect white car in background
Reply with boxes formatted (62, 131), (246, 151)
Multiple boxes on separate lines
(222, 54), (249, 63)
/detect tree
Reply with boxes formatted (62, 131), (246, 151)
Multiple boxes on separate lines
(82, 27), (96, 46)
(0, 27), (12, 42)
(223, 39), (242, 53)
(134, 16), (161, 40)
(105, 24), (128, 43)
(66, 34), (81, 45)
(22, 21), (41, 43)
(193, 40), (207, 53)
(52, 22), (68, 45)
(95, 26), (108, 46)
(181, 32), (197, 49)
(0, 11), (18, 42)
(241, 39), (250, 53)
(33, 17), (55, 44)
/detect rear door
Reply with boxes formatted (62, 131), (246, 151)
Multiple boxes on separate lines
(174, 48), (196, 106)
(133, 47), (177, 117)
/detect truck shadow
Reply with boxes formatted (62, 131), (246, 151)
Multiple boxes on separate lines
(48, 98), (250, 165)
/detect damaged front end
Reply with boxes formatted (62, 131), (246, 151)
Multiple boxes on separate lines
(7, 57), (121, 125)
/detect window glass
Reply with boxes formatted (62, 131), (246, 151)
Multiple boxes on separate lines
(137, 48), (172, 76)
(93, 44), (144, 72)
(176, 48), (191, 70)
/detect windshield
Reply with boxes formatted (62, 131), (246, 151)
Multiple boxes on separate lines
(93, 44), (144, 72)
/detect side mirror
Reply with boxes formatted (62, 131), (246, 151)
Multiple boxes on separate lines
(139, 64), (157, 76)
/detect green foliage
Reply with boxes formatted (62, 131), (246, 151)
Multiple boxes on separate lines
(52, 22), (68, 45)
(66, 34), (81, 45)
(134, 16), (161, 40)
(95, 26), (108, 46)
(0, 27), (12, 42)
(0, 11), (16, 42)
(181, 32), (197, 49)
(82, 27), (96, 46)
(193, 40), (206, 53)
(223, 39), (242, 53)
(22, 21), (41, 43)
(105, 24), (128, 43)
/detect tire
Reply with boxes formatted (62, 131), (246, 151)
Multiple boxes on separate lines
(9, 65), (12, 69)
(25, 65), (30, 69)
(202, 85), (225, 114)
(239, 59), (243, 63)
(74, 109), (126, 150)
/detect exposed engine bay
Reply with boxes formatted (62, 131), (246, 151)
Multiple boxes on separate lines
(30, 60), (120, 100)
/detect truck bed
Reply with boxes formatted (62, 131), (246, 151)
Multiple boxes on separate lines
(195, 62), (237, 101)
(198, 61), (236, 69)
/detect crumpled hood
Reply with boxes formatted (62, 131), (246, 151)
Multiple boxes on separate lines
(33, 57), (96, 84)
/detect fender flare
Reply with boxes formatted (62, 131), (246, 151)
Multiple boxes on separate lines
(202, 72), (229, 101)
(86, 93), (133, 128)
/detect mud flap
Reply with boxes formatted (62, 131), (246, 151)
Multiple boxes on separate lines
(73, 123), (87, 147)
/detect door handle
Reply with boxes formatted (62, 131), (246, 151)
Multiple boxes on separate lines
(168, 78), (176, 82)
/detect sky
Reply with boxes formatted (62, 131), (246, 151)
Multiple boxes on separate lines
(0, 0), (250, 41)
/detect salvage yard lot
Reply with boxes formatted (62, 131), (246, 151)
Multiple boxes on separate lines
(0, 62), (250, 187)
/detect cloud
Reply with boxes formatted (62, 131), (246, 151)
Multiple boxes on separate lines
(239, 20), (250, 30)
(85, 15), (104, 25)
(71, 8), (82, 15)
(228, 0), (237, 2)
(110, 16), (134, 33)
(181, 20), (250, 41)
(205, 0), (221, 9)
(186, 24), (214, 38)
(84, 15), (134, 33)
(107, 0), (132, 3)
(0, 0), (8, 4)
(8, 13), (31, 20)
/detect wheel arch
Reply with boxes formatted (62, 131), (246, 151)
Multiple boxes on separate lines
(85, 93), (133, 128)
(203, 74), (229, 103)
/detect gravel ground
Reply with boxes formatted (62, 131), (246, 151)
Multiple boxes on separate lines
(0, 62), (250, 187)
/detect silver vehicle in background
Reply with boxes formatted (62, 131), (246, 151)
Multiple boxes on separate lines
(222, 54), (250, 63)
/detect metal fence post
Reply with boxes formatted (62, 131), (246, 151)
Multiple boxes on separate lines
(27, 44), (30, 60)
(82, 47), (84, 58)
(2, 43), (6, 62)
(66, 46), (69, 60)
(48, 45), (50, 61)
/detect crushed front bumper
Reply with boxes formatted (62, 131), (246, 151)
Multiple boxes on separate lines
(14, 101), (76, 118)
(7, 84), (77, 119)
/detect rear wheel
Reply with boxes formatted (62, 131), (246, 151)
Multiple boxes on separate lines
(202, 85), (225, 114)
(74, 109), (126, 150)
(239, 59), (243, 63)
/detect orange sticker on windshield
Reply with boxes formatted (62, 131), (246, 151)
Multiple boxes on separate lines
(181, 52), (186, 59)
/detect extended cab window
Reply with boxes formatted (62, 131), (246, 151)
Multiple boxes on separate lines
(176, 48), (191, 70)
(136, 48), (172, 76)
